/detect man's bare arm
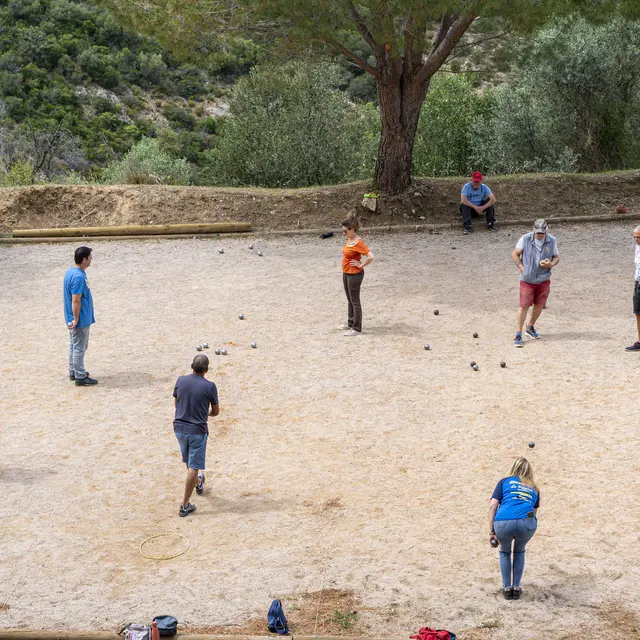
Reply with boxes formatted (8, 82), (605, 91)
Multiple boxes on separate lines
(69, 293), (82, 328)
(478, 192), (496, 211)
(209, 403), (220, 417)
(512, 248), (525, 272)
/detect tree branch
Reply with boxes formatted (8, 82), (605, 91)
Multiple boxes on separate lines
(429, 13), (455, 59)
(417, 11), (478, 85)
(324, 37), (378, 77)
(403, 12), (415, 75)
(450, 30), (510, 53)
(347, 1), (379, 51)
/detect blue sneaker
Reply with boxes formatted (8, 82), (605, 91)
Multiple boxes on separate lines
(514, 333), (524, 348)
(525, 325), (540, 340)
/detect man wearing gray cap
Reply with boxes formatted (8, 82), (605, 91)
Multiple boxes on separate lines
(624, 225), (640, 351)
(173, 354), (220, 517)
(511, 219), (560, 347)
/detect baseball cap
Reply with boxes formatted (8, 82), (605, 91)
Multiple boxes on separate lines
(533, 219), (548, 233)
(471, 171), (483, 181)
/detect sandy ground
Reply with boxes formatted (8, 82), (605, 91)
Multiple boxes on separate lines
(0, 222), (639, 639)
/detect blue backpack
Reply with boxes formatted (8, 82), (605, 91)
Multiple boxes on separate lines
(267, 599), (289, 636)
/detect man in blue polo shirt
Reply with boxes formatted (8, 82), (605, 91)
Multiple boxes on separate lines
(63, 246), (97, 386)
(460, 171), (498, 234)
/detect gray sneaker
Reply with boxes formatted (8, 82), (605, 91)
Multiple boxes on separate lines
(179, 503), (196, 517)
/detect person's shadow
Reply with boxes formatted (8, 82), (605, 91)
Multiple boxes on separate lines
(540, 331), (609, 342)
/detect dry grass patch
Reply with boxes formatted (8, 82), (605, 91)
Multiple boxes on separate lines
(187, 589), (364, 637)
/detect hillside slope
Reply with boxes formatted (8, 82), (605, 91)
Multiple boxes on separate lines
(0, 0), (256, 172)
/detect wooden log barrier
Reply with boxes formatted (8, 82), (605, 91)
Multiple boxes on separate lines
(12, 223), (251, 238)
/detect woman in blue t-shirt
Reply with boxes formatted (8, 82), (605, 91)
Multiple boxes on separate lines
(488, 457), (540, 600)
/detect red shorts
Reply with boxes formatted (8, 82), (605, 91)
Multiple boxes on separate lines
(519, 280), (550, 307)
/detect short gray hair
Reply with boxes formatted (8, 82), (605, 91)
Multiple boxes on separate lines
(533, 219), (548, 233)
(191, 354), (209, 373)
(634, 225), (640, 233)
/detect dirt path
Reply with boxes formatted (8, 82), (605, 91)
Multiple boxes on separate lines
(0, 222), (639, 639)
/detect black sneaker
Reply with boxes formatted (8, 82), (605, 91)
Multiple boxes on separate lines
(503, 588), (513, 600)
(625, 341), (640, 351)
(463, 226), (472, 235)
(75, 376), (98, 386)
(179, 503), (196, 517)
(69, 371), (90, 380)
(487, 222), (499, 232)
(195, 473), (205, 495)
(512, 588), (522, 600)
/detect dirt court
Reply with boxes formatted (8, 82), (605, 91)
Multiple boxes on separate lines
(0, 221), (639, 639)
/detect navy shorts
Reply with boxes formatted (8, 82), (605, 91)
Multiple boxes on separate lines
(175, 432), (207, 470)
(634, 281), (640, 315)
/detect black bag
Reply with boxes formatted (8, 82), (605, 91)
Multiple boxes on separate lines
(153, 616), (178, 637)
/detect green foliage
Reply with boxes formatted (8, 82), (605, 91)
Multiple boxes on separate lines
(330, 610), (358, 631)
(0, 160), (35, 186)
(472, 17), (640, 174)
(102, 137), (192, 185)
(202, 61), (379, 188)
(413, 74), (489, 177)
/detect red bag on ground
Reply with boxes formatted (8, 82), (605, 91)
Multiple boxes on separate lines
(410, 628), (454, 640)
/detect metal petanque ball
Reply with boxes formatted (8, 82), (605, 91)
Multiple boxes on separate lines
(221, 348), (227, 356)
(249, 244), (254, 250)
(473, 332), (479, 338)
(434, 310), (439, 315)
(470, 361), (476, 367)
(196, 345), (203, 351)
(251, 341), (257, 349)
(219, 248), (224, 254)
(203, 343), (209, 349)
(472, 364), (479, 371)
(424, 344), (430, 350)
(257, 251), (263, 256)
(215, 348), (221, 355)
(239, 314), (245, 320)
(500, 361), (506, 368)
(490, 538), (499, 548)
(529, 442), (535, 448)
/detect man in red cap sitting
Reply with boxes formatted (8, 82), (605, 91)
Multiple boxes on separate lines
(460, 171), (498, 234)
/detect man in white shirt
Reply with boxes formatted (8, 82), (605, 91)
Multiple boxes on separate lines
(624, 225), (640, 351)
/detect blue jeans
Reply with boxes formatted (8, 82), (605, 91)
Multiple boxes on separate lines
(68, 326), (90, 379)
(494, 517), (537, 588)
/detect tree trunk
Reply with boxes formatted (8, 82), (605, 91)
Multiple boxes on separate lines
(374, 68), (430, 196)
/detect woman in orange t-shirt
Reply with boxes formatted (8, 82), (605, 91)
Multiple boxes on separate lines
(341, 215), (374, 336)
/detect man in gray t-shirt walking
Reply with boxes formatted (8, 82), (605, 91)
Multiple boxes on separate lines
(173, 354), (219, 517)
(511, 219), (560, 348)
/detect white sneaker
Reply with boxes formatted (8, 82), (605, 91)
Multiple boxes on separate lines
(344, 329), (360, 336)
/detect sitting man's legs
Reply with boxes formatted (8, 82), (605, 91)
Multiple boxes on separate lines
(481, 198), (498, 230)
(460, 204), (474, 232)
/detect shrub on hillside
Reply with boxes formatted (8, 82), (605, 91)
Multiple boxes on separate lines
(102, 137), (192, 184)
(202, 61), (379, 188)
